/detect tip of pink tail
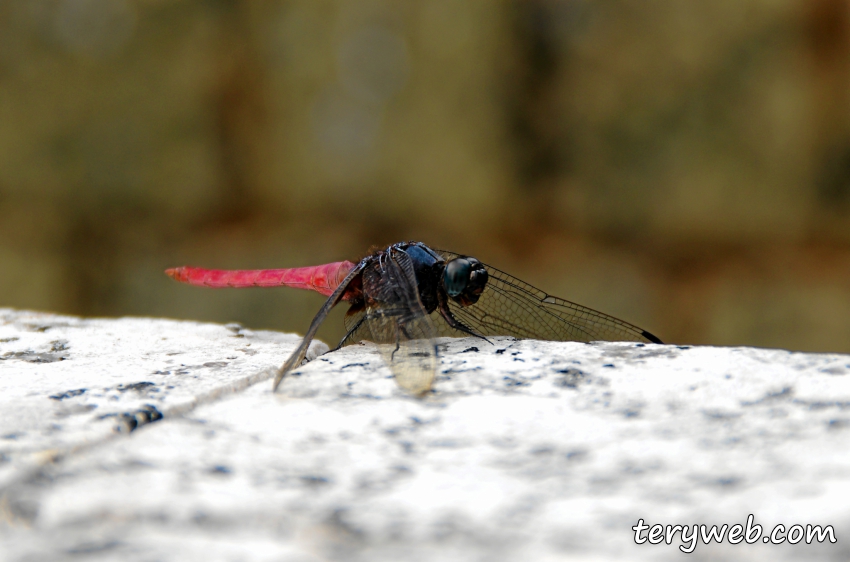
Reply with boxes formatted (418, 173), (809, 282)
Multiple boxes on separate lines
(165, 267), (187, 282)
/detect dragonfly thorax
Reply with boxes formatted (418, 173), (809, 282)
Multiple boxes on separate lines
(376, 243), (490, 313)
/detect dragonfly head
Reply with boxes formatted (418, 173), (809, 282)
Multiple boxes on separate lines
(442, 257), (488, 306)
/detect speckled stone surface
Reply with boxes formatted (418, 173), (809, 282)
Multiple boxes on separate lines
(1, 308), (849, 561)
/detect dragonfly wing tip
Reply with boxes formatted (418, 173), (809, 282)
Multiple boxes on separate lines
(271, 369), (283, 391)
(641, 330), (663, 344)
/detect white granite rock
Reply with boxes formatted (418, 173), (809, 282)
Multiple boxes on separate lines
(1, 308), (848, 561)
(0, 309), (327, 489)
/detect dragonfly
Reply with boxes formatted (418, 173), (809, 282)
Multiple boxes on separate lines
(166, 241), (661, 395)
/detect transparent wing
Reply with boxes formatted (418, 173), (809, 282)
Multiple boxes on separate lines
(360, 248), (439, 395)
(435, 250), (659, 343)
(364, 310), (438, 396)
(338, 307), (369, 348)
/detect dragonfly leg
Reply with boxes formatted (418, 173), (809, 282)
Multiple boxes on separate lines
(390, 318), (429, 360)
(437, 290), (492, 344)
(391, 319), (402, 361)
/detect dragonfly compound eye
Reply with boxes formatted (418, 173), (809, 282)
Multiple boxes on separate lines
(463, 259), (488, 304)
(443, 258), (472, 297)
(443, 257), (488, 305)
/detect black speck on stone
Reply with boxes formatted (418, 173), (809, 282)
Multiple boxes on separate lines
(105, 404), (164, 432)
(565, 449), (588, 462)
(740, 386), (793, 406)
(555, 368), (587, 388)
(3, 350), (67, 363)
(65, 541), (121, 555)
(117, 382), (156, 393)
(531, 446), (554, 455)
(210, 465), (232, 475)
(301, 475), (330, 486)
(461, 347), (479, 353)
(49, 388), (87, 401)
(50, 340), (69, 352)
(716, 476), (741, 487)
(341, 362), (369, 370)
(829, 419), (850, 430)
(496, 348), (507, 355)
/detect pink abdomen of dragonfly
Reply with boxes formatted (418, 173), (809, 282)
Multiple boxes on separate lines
(165, 260), (357, 299)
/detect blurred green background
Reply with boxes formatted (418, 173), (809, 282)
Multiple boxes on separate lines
(3, 0), (850, 352)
